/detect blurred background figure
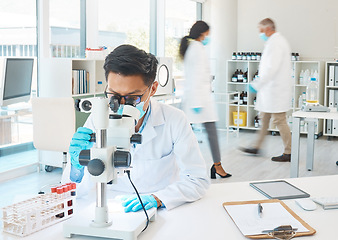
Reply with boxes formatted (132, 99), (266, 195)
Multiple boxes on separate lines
(240, 18), (292, 162)
(179, 21), (231, 179)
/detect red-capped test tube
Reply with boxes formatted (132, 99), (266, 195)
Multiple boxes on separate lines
(56, 187), (63, 200)
(51, 186), (57, 198)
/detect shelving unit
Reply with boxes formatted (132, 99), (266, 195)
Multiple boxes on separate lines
(39, 58), (106, 98)
(226, 60), (324, 136)
(323, 62), (338, 137)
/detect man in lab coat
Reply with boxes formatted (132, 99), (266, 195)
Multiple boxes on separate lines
(240, 18), (292, 162)
(63, 44), (210, 211)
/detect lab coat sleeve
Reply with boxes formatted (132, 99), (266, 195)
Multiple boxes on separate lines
(251, 42), (283, 91)
(152, 113), (210, 210)
(185, 44), (209, 108)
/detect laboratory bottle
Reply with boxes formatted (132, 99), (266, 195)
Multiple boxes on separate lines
(243, 69), (248, 83)
(237, 52), (242, 60)
(234, 93), (239, 104)
(296, 53), (300, 61)
(239, 91), (244, 105)
(256, 53), (261, 61)
(242, 53), (247, 60)
(306, 78), (319, 104)
(299, 70), (304, 85)
(232, 52), (237, 60)
(243, 91), (248, 105)
(254, 116), (259, 128)
(232, 73), (237, 82)
(304, 69), (310, 84)
(247, 52), (252, 60)
(298, 95), (303, 108)
(251, 52), (256, 60)
(237, 70), (244, 82)
(291, 53), (296, 61)
(253, 96), (257, 105)
(302, 92), (306, 105)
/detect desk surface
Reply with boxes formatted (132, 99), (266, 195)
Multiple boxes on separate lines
(293, 110), (338, 120)
(2, 175), (338, 240)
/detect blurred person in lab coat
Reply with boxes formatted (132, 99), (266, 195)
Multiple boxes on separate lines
(240, 18), (292, 162)
(179, 21), (232, 179)
(63, 44), (210, 212)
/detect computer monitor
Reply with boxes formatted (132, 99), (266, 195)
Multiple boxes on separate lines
(0, 58), (34, 107)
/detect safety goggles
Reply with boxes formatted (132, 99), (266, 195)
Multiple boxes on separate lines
(104, 85), (151, 106)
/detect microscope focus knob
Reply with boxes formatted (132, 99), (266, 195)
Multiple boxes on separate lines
(87, 158), (105, 176)
(130, 134), (142, 144)
(114, 151), (131, 168)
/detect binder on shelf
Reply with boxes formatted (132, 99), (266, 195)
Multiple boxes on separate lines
(332, 120), (338, 136)
(72, 69), (89, 94)
(326, 119), (332, 134)
(329, 65), (335, 86)
(329, 89), (335, 107)
(335, 90), (338, 108)
(335, 66), (338, 86)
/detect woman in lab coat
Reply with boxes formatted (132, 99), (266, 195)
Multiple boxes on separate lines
(64, 44), (210, 211)
(179, 21), (231, 179)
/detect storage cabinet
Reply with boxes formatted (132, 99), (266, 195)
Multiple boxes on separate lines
(226, 60), (324, 136)
(324, 62), (338, 137)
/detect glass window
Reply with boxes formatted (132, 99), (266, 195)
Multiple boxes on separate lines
(98, 0), (150, 52)
(0, 0), (37, 57)
(165, 0), (197, 77)
(50, 0), (81, 58)
(0, 0), (37, 172)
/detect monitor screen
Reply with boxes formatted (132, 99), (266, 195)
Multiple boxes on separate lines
(2, 58), (34, 106)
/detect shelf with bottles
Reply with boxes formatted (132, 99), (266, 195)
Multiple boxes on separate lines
(231, 52), (262, 61)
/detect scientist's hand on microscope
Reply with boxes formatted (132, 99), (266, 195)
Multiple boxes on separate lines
(121, 195), (161, 212)
(69, 127), (94, 169)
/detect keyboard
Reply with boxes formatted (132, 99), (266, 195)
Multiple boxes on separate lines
(312, 197), (338, 209)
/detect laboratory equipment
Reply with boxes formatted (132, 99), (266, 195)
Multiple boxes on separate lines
(63, 97), (156, 240)
(0, 58), (34, 107)
(154, 57), (173, 96)
(2, 183), (76, 237)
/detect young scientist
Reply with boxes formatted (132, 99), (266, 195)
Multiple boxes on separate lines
(62, 44), (210, 212)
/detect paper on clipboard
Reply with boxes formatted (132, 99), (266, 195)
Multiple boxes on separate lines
(224, 202), (309, 236)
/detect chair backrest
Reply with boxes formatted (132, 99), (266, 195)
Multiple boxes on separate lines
(32, 97), (75, 152)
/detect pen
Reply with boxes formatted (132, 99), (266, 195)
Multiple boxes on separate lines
(258, 203), (263, 218)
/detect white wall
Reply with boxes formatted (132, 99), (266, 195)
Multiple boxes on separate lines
(204, 0), (238, 128)
(237, 0), (338, 61)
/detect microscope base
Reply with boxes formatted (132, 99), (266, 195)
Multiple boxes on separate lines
(63, 208), (156, 240)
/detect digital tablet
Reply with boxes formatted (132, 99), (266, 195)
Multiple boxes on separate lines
(249, 180), (310, 200)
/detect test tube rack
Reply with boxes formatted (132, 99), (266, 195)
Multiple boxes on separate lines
(2, 183), (76, 237)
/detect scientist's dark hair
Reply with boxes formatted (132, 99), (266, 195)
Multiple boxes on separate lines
(179, 20), (210, 59)
(104, 44), (158, 86)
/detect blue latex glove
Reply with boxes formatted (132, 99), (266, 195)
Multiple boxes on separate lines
(69, 127), (94, 169)
(121, 195), (158, 213)
(192, 107), (202, 114)
(249, 84), (257, 93)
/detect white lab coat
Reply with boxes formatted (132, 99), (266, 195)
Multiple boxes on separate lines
(182, 40), (218, 123)
(62, 99), (210, 210)
(252, 32), (293, 113)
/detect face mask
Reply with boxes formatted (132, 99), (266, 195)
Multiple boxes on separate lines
(135, 87), (152, 119)
(117, 104), (124, 115)
(202, 36), (210, 46)
(259, 32), (269, 41)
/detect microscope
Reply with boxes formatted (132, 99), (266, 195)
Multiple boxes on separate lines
(63, 97), (156, 240)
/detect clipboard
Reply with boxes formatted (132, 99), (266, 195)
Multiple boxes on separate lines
(223, 199), (316, 239)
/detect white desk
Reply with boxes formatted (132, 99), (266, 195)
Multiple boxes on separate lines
(291, 111), (338, 178)
(2, 175), (338, 240)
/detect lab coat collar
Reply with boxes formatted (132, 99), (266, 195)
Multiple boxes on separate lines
(133, 99), (164, 152)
